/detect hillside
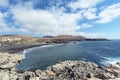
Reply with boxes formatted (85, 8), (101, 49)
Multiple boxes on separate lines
(42, 35), (85, 39)
(0, 34), (37, 40)
(0, 34), (108, 44)
(38, 35), (86, 43)
(0, 34), (39, 44)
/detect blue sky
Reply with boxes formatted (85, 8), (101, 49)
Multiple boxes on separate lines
(0, 0), (120, 39)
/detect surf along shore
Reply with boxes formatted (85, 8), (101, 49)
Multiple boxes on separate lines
(1, 44), (120, 80)
(0, 35), (120, 80)
(0, 43), (50, 53)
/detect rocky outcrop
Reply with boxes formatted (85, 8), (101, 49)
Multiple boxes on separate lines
(0, 53), (24, 69)
(0, 53), (25, 80)
(47, 61), (120, 80)
(0, 53), (120, 80)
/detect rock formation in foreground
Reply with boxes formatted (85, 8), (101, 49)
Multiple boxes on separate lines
(0, 53), (25, 80)
(0, 53), (120, 80)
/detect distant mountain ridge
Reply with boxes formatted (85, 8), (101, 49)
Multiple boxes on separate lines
(39, 35), (86, 43)
(0, 34), (108, 44)
(42, 35), (85, 39)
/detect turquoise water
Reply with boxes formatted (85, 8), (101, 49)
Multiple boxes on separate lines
(17, 40), (120, 71)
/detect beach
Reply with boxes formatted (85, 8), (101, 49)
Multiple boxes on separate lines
(0, 43), (49, 53)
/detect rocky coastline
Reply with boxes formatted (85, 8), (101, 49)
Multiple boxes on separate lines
(0, 52), (120, 80)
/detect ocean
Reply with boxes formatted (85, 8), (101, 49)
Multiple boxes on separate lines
(17, 40), (120, 71)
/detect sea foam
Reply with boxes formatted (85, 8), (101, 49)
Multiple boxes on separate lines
(102, 57), (120, 66)
(23, 44), (63, 54)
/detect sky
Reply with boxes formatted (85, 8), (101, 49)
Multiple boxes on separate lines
(0, 0), (120, 39)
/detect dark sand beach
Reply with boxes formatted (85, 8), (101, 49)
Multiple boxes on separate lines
(0, 43), (49, 53)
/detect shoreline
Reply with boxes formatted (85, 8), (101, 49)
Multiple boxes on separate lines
(22, 43), (63, 54)
(0, 43), (50, 53)
(0, 39), (110, 54)
(1, 41), (120, 80)
(0, 52), (120, 80)
(7, 41), (118, 71)
(1, 41), (118, 69)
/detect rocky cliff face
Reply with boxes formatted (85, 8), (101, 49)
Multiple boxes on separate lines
(0, 53), (120, 80)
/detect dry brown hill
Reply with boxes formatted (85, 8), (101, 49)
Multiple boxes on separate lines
(0, 34), (38, 40)
(42, 35), (86, 40)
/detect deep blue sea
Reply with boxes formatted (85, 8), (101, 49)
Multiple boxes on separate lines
(17, 40), (120, 71)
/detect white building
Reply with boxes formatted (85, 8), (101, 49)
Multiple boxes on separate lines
(0, 37), (21, 42)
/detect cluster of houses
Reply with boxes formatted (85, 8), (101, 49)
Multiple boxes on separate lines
(0, 37), (22, 46)
(0, 37), (21, 42)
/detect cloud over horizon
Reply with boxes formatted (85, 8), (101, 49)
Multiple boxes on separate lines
(0, 0), (120, 38)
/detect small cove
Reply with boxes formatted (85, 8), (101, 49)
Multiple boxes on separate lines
(17, 40), (120, 71)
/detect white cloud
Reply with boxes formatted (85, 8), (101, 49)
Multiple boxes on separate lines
(0, 0), (9, 7)
(0, 0), (107, 38)
(68, 0), (104, 11)
(80, 23), (92, 28)
(97, 2), (120, 23)
(10, 4), (84, 36)
(7, 0), (106, 38)
(78, 32), (105, 38)
(0, 12), (17, 33)
(48, 0), (63, 7)
(0, 12), (10, 32)
(0, 24), (12, 32)
(0, 12), (4, 23)
(83, 8), (98, 20)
